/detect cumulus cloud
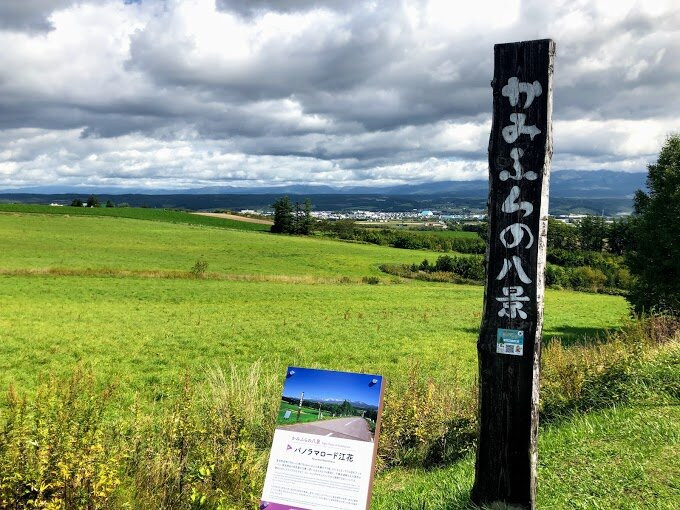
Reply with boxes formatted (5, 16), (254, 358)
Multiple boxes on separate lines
(0, 0), (678, 190)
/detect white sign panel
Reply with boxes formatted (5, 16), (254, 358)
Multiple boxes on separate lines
(260, 366), (385, 510)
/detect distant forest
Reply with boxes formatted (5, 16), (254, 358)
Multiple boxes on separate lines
(0, 193), (634, 215)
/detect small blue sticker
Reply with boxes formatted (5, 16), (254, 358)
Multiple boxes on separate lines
(496, 328), (524, 356)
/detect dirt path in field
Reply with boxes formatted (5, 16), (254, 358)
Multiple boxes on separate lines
(278, 417), (373, 442)
(193, 212), (273, 225)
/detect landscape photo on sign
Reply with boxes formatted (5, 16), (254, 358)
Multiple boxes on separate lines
(276, 367), (383, 443)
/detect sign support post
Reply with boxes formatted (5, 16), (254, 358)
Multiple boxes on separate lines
(472, 39), (555, 509)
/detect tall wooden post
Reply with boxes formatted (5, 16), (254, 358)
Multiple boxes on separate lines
(472, 39), (555, 509)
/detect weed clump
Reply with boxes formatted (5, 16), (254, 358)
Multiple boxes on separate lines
(128, 363), (279, 509)
(190, 259), (208, 278)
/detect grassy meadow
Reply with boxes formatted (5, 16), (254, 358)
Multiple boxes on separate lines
(1, 208), (456, 277)
(0, 203), (271, 231)
(0, 209), (628, 398)
(1, 206), (677, 509)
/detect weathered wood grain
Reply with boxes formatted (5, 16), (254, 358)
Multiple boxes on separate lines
(471, 38), (555, 510)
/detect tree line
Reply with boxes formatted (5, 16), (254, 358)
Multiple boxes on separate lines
(270, 196), (314, 235)
(70, 195), (115, 208)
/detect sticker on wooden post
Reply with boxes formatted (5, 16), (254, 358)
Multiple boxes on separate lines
(497, 328), (524, 356)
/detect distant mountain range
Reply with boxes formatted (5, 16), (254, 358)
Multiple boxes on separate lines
(300, 398), (378, 410)
(0, 170), (647, 215)
(0, 170), (646, 198)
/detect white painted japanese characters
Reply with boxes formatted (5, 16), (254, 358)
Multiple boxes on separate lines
(496, 76), (542, 323)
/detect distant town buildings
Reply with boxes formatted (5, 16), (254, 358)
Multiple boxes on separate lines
(244, 208), (624, 224)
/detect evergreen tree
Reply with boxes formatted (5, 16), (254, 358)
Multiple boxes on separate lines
(105, 200), (115, 208)
(70, 198), (83, 207)
(577, 216), (607, 251)
(271, 196), (294, 233)
(627, 134), (680, 315)
(607, 217), (633, 255)
(547, 217), (579, 250)
(299, 198), (313, 235)
(86, 195), (99, 208)
(293, 201), (301, 234)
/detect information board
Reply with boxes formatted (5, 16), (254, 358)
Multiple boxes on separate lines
(260, 367), (385, 510)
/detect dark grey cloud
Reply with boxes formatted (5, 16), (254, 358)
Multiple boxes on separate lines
(0, 0), (80, 31)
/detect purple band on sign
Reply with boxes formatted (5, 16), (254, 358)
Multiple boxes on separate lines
(260, 502), (310, 510)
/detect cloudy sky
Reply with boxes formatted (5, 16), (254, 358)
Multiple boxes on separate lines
(0, 0), (678, 190)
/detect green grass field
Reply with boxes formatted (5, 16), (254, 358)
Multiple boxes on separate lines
(0, 211), (460, 277)
(2, 208), (676, 509)
(0, 203), (270, 231)
(372, 404), (680, 509)
(0, 208), (629, 397)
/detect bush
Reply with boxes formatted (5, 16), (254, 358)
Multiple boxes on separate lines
(381, 256), (485, 284)
(362, 276), (380, 285)
(545, 263), (567, 287)
(568, 266), (607, 291)
(448, 237), (486, 254)
(546, 250), (631, 293)
(190, 259), (208, 278)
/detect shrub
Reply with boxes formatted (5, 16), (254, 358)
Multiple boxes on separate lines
(190, 259), (208, 278)
(448, 237), (486, 254)
(362, 276), (380, 285)
(568, 266), (607, 291)
(545, 263), (567, 287)
(381, 256), (485, 284)
(430, 255), (485, 280)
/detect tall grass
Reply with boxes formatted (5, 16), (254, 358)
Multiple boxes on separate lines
(0, 368), (122, 509)
(1, 318), (677, 509)
(125, 363), (283, 509)
(541, 315), (680, 421)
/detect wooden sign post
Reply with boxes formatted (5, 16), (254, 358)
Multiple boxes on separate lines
(472, 39), (555, 509)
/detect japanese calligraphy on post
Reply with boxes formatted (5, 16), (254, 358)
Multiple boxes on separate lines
(472, 39), (555, 509)
(260, 367), (385, 510)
